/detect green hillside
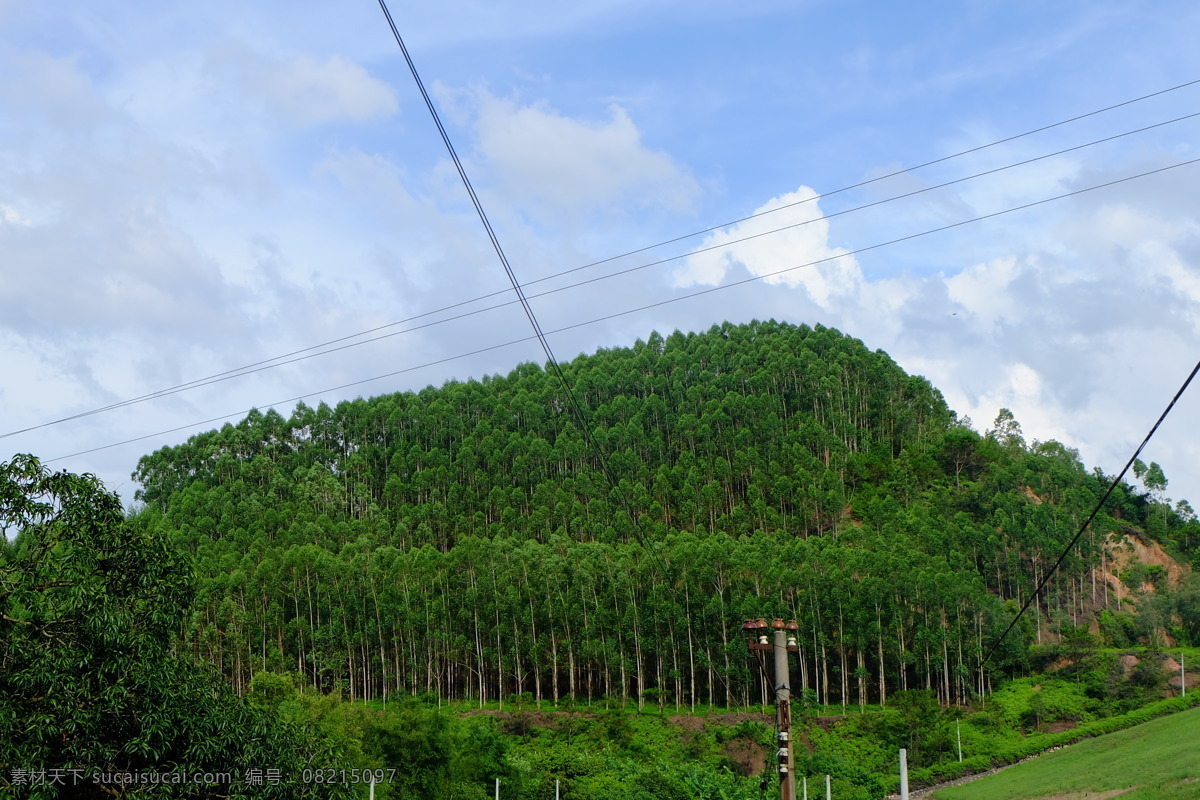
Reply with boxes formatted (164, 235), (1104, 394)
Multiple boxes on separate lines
(129, 319), (1200, 712)
(7, 319), (1200, 800)
(934, 704), (1200, 800)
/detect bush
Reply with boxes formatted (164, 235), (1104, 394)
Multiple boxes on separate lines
(1098, 610), (1138, 647)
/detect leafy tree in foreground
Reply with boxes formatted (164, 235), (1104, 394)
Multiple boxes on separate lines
(0, 455), (353, 799)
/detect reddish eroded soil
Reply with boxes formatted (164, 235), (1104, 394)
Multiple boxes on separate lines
(668, 711), (772, 728)
(1101, 531), (1187, 606)
(1117, 653), (1140, 678)
(668, 712), (773, 776)
(1044, 719), (1077, 733)
(724, 736), (767, 776)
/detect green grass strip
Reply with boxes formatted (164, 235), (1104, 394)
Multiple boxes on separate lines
(933, 704), (1200, 799)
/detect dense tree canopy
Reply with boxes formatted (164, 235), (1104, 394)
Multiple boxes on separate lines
(0, 455), (353, 799)
(129, 320), (1200, 711)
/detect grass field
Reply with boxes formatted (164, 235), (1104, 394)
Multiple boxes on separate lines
(932, 706), (1200, 800)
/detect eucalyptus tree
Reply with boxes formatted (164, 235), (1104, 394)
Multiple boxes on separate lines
(123, 320), (1196, 708)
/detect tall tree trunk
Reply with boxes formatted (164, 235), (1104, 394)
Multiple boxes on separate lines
(685, 582), (696, 712)
(876, 604), (887, 707)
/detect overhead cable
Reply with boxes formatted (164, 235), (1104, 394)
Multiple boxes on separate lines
(50, 154), (1200, 461)
(982, 355), (1200, 667)
(9, 109), (1200, 440)
(374, 0), (650, 545)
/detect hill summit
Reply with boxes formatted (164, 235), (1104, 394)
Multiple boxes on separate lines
(132, 320), (1199, 708)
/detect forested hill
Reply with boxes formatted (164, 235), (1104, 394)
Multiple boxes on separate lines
(132, 320), (1200, 709)
(136, 321), (950, 543)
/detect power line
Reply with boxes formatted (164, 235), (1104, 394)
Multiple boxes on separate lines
(376, 0), (549, 363)
(53, 335), (536, 460)
(527, 75), (1200, 281)
(50, 154), (1200, 462)
(375, 0), (648, 543)
(982, 356), (1200, 668)
(537, 157), (1200, 329)
(9, 78), (1199, 440)
(8, 108), (1200, 441)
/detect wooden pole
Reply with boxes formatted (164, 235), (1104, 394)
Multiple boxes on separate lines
(775, 627), (796, 800)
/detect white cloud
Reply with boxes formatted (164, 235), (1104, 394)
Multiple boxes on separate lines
(664, 156), (1200, 502)
(0, 51), (111, 133)
(674, 187), (861, 308)
(2, 0), (1200, 512)
(0, 203), (31, 227)
(263, 54), (398, 125)
(470, 91), (698, 220)
(1159, 246), (1200, 314)
(957, 363), (1070, 442)
(945, 255), (1021, 328)
(203, 44), (398, 127)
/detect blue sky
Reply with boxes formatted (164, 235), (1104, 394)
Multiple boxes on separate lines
(3, 0), (1200, 511)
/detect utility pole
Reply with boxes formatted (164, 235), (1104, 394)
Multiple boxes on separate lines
(744, 617), (800, 800)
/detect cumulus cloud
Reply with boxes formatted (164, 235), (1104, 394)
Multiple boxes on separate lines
(945, 255), (1023, 328)
(262, 54), (398, 125)
(0, 51), (232, 341)
(0, 32), (418, 476)
(1, 204), (32, 226)
(656, 161), (1200, 503)
(673, 187), (861, 307)
(0, 201), (232, 338)
(468, 91), (698, 220)
(0, 51), (111, 132)
(3, 0), (1199, 513)
(205, 44), (398, 127)
(893, 189), (1199, 487)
